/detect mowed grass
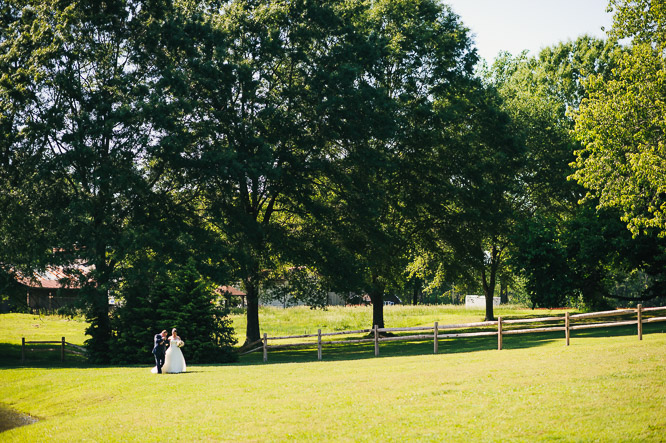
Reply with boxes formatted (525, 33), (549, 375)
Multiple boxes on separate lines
(1, 308), (665, 441)
(0, 314), (89, 366)
(0, 313), (89, 345)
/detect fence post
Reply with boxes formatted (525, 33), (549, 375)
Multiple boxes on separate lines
(21, 337), (25, 364)
(565, 312), (570, 346)
(317, 329), (322, 361)
(434, 322), (439, 354)
(61, 337), (65, 362)
(637, 304), (643, 340)
(374, 325), (379, 357)
(263, 333), (268, 363)
(497, 317), (503, 350)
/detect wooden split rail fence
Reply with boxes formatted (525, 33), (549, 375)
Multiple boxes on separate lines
(21, 337), (87, 364)
(241, 305), (666, 363)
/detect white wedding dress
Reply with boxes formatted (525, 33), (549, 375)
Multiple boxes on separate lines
(162, 338), (187, 373)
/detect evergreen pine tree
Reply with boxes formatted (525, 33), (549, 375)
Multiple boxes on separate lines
(111, 256), (237, 364)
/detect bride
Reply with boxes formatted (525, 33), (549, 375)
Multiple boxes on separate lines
(162, 328), (187, 373)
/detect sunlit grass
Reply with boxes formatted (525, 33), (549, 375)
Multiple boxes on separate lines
(0, 313), (89, 346)
(1, 327), (664, 441)
(0, 314), (89, 366)
(1, 310), (665, 440)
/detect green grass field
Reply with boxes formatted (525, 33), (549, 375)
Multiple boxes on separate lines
(1, 307), (665, 441)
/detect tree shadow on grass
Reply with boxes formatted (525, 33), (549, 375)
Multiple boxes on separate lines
(232, 322), (666, 366)
(0, 342), (92, 369)
(0, 343), (232, 371)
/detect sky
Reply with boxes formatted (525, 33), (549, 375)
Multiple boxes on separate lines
(444, 0), (615, 63)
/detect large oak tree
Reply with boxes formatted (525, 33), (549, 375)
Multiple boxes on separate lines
(321, 0), (479, 328)
(0, 0), (190, 361)
(164, 0), (384, 344)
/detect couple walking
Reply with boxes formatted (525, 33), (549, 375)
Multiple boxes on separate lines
(152, 328), (187, 374)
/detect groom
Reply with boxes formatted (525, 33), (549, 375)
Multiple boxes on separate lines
(152, 330), (169, 374)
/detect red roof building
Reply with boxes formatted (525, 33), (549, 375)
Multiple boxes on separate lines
(217, 285), (247, 308)
(16, 263), (92, 311)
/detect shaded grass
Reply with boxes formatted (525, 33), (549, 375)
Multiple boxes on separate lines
(242, 322), (666, 366)
(0, 406), (37, 433)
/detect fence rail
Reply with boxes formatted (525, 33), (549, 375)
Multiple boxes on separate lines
(245, 304), (666, 362)
(21, 337), (87, 364)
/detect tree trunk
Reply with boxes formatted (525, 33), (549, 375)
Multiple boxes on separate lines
(369, 275), (385, 329)
(87, 149), (114, 363)
(371, 293), (385, 329)
(481, 244), (502, 321)
(481, 267), (495, 321)
(244, 279), (261, 345)
(412, 277), (421, 305)
(86, 254), (112, 364)
(87, 284), (111, 363)
(500, 278), (508, 304)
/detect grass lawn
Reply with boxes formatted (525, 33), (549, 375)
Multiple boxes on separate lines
(0, 314), (89, 366)
(1, 308), (665, 441)
(0, 313), (89, 345)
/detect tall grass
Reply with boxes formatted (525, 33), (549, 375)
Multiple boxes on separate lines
(229, 304), (568, 343)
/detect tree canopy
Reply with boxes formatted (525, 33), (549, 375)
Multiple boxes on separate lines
(2, 0), (666, 360)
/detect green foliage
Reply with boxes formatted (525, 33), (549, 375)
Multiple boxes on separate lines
(483, 37), (666, 310)
(0, 2), (65, 289)
(510, 215), (570, 308)
(0, 0), (223, 362)
(155, 0), (396, 342)
(4, 0), (665, 354)
(572, 1), (666, 237)
(414, 79), (523, 320)
(485, 37), (620, 212)
(317, 0), (481, 325)
(111, 257), (237, 364)
(608, 0), (666, 49)
(511, 200), (666, 310)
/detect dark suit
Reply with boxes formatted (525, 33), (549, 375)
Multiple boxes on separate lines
(152, 333), (168, 373)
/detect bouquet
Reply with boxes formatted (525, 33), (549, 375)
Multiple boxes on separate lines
(176, 339), (185, 348)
